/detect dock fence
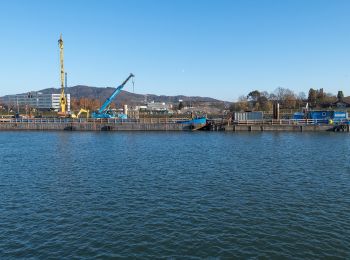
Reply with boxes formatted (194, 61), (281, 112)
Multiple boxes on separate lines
(0, 117), (193, 124)
(233, 119), (349, 126)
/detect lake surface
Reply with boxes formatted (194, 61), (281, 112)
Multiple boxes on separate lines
(0, 131), (349, 259)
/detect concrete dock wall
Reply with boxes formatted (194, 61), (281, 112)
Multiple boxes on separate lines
(0, 121), (191, 131)
(0, 118), (348, 132)
(226, 124), (344, 132)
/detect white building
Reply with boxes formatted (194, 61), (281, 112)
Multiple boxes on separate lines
(3, 92), (71, 112)
(146, 101), (170, 112)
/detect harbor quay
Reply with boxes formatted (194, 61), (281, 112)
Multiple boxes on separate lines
(227, 124), (347, 132)
(0, 117), (349, 132)
(215, 119), (350, 132)
(0, 118), (192, 131)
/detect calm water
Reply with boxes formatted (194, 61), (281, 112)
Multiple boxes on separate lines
(0, 131), (350, 259)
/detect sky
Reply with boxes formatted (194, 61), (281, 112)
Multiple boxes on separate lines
(0, 0), (350, 101)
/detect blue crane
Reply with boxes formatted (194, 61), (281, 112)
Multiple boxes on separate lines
(92, 73), (135, 119)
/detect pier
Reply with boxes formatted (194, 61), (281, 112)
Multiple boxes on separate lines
(0, 118), (197, 131)
(0, 118), (349, 132)
(208, 119), (350, 132)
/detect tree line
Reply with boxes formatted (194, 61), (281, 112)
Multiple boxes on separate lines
(70, 97), (117, 111)
(230, 87), (346, 112)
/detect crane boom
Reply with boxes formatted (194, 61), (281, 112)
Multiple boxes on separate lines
(92, 73), (134, 118)
(58, 34), (67, 114)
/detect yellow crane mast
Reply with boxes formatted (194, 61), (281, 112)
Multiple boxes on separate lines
(58, 34), (67, 115)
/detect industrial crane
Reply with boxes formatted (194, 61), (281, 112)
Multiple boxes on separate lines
(58, 34), (67, 116)
(92, 73), (135, 119)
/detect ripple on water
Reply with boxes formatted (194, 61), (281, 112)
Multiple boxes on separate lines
(0, 132), (350, 259)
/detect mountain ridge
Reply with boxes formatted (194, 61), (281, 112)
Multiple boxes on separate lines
(36, 85), (227, 105)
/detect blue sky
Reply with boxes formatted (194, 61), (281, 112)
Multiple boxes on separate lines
(0, 0), (350, 101)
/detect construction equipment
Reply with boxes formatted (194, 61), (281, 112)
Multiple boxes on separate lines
(92, 73), (134, 119)
(77, 108), (89, 118)
(71, 108), (89, 118)
(57, 34), (67, 116)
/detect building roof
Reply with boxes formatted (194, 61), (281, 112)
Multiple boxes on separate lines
(332, 99), (350, 106)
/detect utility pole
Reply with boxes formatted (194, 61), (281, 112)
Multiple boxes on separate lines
(16, 96), (19, 114)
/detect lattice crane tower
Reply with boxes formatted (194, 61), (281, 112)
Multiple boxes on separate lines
(58, 34), (67, 114)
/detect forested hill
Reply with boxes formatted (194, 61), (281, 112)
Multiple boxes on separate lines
(38, 85), (223, 104)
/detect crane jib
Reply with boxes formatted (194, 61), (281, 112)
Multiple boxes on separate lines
(97, 73), (135, 114)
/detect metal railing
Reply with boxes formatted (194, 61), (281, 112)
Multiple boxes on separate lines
(0, 117), (197, 124)
(1, 117), (348, 126)
(234, 119), (349, 125)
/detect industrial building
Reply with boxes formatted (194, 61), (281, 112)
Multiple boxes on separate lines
(2, 92), (71, 112)
(146, 101), (171, 112)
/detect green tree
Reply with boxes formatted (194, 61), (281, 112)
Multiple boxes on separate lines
(257, 96), (270, 111)
(308, 88), (317, 107)
(316, 88), (326, 104)
(247, 90), (261, 102)
(337, 91), (344, 101)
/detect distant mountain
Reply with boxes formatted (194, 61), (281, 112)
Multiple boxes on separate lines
(37, 85), (225, 105)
